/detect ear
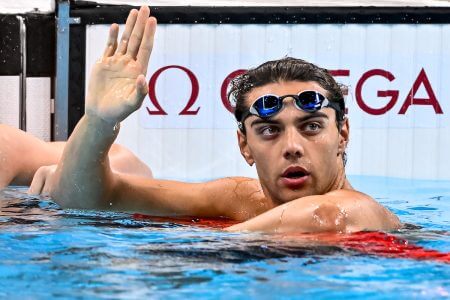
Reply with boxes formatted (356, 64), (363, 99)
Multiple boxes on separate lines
(237, 130), (255, 166)
(338, 118), (350, 155)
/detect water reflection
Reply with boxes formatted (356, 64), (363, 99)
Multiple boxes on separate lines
(0, 185), (449, 298)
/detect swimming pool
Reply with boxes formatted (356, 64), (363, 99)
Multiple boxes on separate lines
(0, 176), (449, 299)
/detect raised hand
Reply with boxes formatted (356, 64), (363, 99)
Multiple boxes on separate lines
(85, 6), (157, 124)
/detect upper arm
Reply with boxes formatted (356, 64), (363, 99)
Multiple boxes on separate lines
(0, 126), (22, 187)
(109, 174), (260, 218)
(0, 125), (62, 187)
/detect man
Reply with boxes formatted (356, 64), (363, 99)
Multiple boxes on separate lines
(35, 6), (400, 233)
(0, 124), (153, 190)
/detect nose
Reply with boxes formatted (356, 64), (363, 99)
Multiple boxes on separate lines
(282, 127), (304, 161)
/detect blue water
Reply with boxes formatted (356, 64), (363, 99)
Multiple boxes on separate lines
(0, 176), (449, 299)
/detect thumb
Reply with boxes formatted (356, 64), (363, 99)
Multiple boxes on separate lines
(131, 74), (148, 108)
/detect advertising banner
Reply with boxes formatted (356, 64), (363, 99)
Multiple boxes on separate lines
(86, 23), (450, 180)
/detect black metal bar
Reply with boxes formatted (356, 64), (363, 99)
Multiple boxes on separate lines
(70, 4), (450, 25)
(17, 16), (27, 131)
(55, 0), (81, 141)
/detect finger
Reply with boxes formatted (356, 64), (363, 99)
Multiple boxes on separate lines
(128, 75), (148, 108)
(136, 17), (157, 74)
(42, 180), (52, 196)
(127, 6), (150, 58)
(102, 23), (119, 58)
(28, 168), (45, 195)
(117, 9), (138, 54)
(42, 166), (57, 195)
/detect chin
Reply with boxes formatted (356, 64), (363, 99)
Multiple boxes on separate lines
(262, 179), (314, 204)
(273, 188), (313, 205)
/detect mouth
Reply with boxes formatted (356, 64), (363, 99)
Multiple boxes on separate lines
(280, 166), (310, 189)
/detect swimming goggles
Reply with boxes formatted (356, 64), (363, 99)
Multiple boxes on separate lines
(238, 90), (342, 131)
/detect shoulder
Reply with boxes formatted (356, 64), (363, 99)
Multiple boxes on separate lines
(0, 125), (22, 186)
(323, 189), (401, 232)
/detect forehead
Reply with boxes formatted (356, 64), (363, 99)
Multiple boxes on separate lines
(244, 81), (328, 106)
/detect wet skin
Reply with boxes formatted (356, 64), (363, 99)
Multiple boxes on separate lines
(238, 80), (350, 207)
(44, 6), (401, 233)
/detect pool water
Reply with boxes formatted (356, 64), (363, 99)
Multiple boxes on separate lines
(0, 176), (449, 299)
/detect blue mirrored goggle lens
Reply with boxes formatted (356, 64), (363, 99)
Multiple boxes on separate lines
(296, 91), (325, 112)
(252, 91), (326, 117)
(253, 95), (282, 117)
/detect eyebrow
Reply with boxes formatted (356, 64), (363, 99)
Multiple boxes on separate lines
(250, 112), (329, 128)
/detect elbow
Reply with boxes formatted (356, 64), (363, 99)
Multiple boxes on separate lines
(49, 182), (69, 208)
(278, 201), (349, 234)
(49, 175), (112, 210)
(267, 200), (350, 234)
(309, 202), (348, 233)
(48, 177), (78, 209)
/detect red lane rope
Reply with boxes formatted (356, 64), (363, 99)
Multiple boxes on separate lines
(132, 214), (239, 229)
(339, 231), (450, 263)
(132, 214), (450, 263)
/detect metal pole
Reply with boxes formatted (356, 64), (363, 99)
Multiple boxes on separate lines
(16, 16), (26, 131)
(54, 0), (80, 141)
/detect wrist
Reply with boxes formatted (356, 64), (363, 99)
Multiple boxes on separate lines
(83, 114), (120, 136)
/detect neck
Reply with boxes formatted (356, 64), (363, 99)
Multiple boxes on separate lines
(330, 156), (352, 191)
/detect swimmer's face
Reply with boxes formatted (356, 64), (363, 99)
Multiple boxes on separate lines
(237, 80), (349, 205)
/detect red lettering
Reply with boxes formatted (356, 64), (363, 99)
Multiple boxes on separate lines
(329, 69), (350, 77)
(143, 65), (443, 119)
(146, 65), (200, 116)
(398, 68), (443, 114)
(356, 69), (399, 115)
(220, 69), (247, 113)
(329, 69), (350, 114)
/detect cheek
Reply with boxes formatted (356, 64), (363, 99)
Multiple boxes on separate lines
(309, 135), (339, 164)
(253, 150), (274, 175)
(247, 135), (277, 162)
(249, 143), (279, 180)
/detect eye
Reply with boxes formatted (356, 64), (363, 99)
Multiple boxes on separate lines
(302, 122), (323, 134)
(258, 126), (280, 137)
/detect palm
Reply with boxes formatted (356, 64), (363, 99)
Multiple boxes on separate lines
(85, 7), (156, 124)
(87, 57), (143, 122)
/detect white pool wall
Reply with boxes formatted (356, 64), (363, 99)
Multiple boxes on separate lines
(84, 22), (450, 181)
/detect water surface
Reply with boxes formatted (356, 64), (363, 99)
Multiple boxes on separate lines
(0, 176), (449, 299)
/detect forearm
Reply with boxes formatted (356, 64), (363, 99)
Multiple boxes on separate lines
(51, 115), (119, 209)
(225, 203), (295, 233)
(49, 6), (156, 209)
(225, 197), (348, 234)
